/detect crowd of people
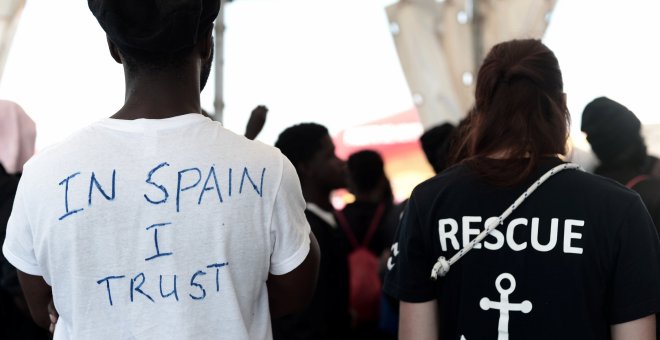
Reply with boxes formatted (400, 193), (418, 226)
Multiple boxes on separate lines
(1, 1), (659, 339)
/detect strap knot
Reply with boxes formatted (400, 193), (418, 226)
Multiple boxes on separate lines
(431, 256), (450, 280)
(427, 163), (582, 281)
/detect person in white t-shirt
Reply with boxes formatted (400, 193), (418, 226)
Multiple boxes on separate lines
(2, 1), (320, 339)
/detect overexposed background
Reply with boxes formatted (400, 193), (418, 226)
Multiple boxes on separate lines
(1, 0), (658, 151)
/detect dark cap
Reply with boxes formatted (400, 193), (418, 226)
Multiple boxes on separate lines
(420, 123), (456, 173)
(581, 96), (645, 165)
(88, 0), (221, 54)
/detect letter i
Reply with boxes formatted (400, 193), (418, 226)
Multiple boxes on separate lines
(58, 172), (84, 221)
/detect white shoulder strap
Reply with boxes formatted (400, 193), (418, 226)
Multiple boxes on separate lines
(430, 163), (582, 280)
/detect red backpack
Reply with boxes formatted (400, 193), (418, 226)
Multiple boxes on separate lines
(336, 204), (385, 324)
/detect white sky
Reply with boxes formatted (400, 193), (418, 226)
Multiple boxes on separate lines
(543, 0), (660, 129)
(0, 0), (658, 150)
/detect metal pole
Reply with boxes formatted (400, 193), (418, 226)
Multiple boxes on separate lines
(0, 0), (26, 85)
(213, 1), (226, 122)
(469, 0), (484, 73)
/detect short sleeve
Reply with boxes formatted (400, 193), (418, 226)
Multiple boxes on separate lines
(2, 176), (42, 276)
(607, 195), (660, 324)
(383, 195), (437, 302)
(268, 156), (311, 275)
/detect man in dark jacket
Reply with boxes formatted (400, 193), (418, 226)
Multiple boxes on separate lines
(581, 96), (660, 231)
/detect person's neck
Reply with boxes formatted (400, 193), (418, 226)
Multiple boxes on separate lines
(112, 67), (202, 120)
(302, 183), (334, 211)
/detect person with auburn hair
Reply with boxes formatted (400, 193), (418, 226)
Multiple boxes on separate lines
(384, 39), (660, 340)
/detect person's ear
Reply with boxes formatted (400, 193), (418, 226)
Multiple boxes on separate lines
(199, 27), (214, 61)
(107, 37), (123, 64)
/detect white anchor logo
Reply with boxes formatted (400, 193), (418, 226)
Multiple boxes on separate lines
(461, 273), (532, 340)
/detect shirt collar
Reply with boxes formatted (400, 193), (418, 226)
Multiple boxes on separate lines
(306, 203), (337, 229)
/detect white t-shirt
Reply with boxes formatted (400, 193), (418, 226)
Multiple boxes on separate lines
(3, 114), (311, 340)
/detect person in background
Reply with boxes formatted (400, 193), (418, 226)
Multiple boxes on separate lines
(385, 39), (660, 340)
(244, 105), (268, 140)
(202, 104), (268, 141)
(0, 100), (49, 339)
(337, 149), (395, 339)
(391, 121), (459, 227)
(581, 97), (660, 229)
(342, 150), (395, 257)
(274, 123), (350, 340)
(2, 1), (319, 339)
(377, 122), (461, 338)
(420, 123), (457, 174)
(0, 100), (36, 177)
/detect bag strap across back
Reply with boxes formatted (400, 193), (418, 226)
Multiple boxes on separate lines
(336, 203), (386, 249)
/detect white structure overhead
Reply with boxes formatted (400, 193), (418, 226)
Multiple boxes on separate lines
(0, 0), (25, 83)
(387, 0), (557, 129)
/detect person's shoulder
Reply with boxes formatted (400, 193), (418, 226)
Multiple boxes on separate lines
(410, 162), (641, 207)
(211, 126), (296, 186)
(560, 168), (640, 201)
(22, 126), (97, 174)
(545, 168), (649, 223)
(628, 176), (660, 204)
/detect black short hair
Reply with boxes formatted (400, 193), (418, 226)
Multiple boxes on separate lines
(420, 123), (456, 173)
(581, 97), (647, 167)
(88, 0), (220, 72)
(275, 123), (329, 170)
(347, 150), (385, 193)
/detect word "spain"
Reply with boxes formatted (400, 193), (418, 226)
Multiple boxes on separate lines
(57, 163), (267, 221)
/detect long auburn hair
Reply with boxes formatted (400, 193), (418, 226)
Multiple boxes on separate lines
(450, 39), (570, 186)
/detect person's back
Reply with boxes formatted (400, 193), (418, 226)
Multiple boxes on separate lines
(385, 39), (660, 340)
(390, 157), (660, 338)
(5, 116), (307, 338)
(338, 150), (397, 338)
(2, 1), (319, 339)
(341, 150), (395, 256)
(340, 201), (392, 256)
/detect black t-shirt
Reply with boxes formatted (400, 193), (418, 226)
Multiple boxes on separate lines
(272, 209), (350, 340)
(595, 162), (660, 234)
(1, 165), (19, 295)
(633, 178), (660, 231)
(0, 165), (18, 240)
(384, 158), (660, 340)
(0, 166), (50, 339)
